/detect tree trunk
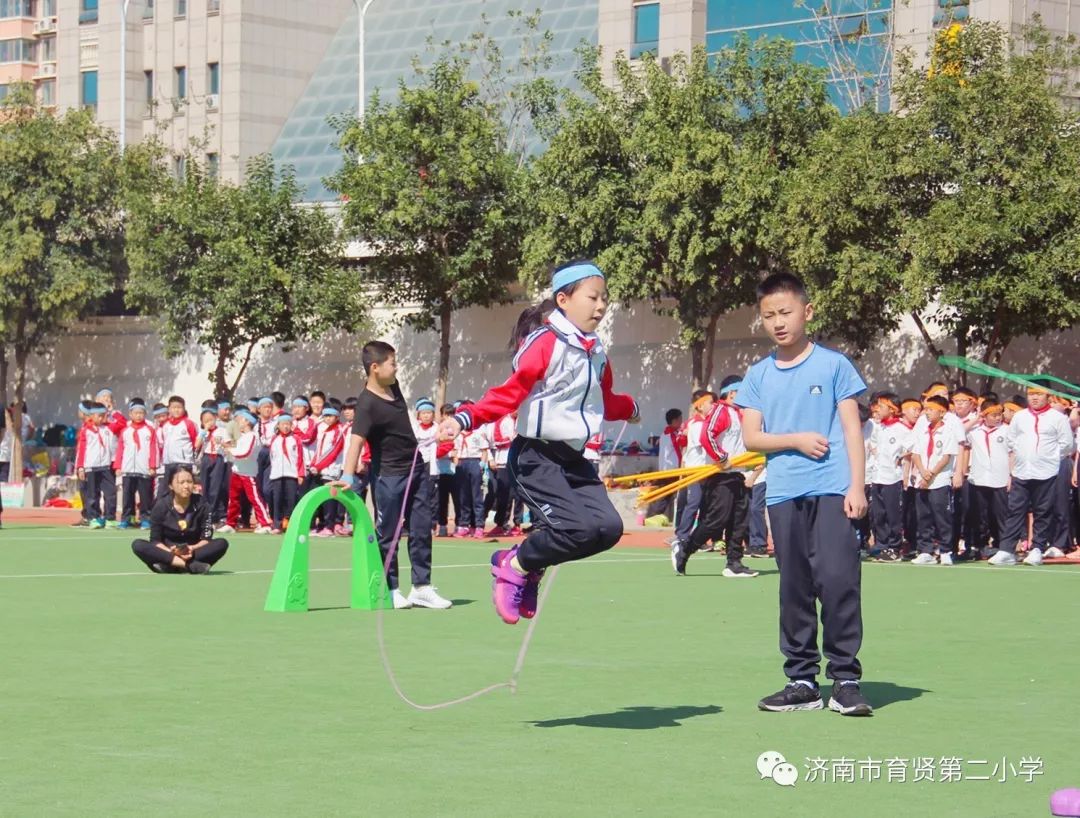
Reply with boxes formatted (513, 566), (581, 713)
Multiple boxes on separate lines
(701, 311), (721, 390)
(690, 338), (704, 392)
(213, 345), (230, 400)
(0, 344), (8, 410)
(436, 304), (452, 409)
(9, 344), (28, 486)
(981, 341), (1008, 395)
(227, 340), (259, 400)
(910, 312), (951, 381)
(955, 327), (968, 388)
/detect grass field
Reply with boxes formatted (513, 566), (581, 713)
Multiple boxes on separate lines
(0, 525), (1076, 817)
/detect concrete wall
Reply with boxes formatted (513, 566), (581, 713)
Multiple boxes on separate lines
(19, 304), (1080, 441)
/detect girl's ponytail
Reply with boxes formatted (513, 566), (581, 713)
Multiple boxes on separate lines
(508, 298), (556, 352)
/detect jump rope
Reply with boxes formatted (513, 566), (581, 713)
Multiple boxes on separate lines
(374, 421), (630, 712)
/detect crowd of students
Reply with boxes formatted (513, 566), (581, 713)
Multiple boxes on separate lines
(663, 380), (1080, 572)
(66, 386), (532, 541)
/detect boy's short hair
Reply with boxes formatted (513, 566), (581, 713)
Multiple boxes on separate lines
(343, 397), (358, 410)
(152, 402), (167, 412)
(310, 390), (326, 401)
(327, 397), (343, 411)
(925, 395), (949, 411)
(664, 408), (683, 426)
(980, 400), (1003, 415)
(440, 403), (455, 416)
(362, 341), (396, 376)
(951, 386), (977, 399)
(167, 395), (185, 407)
(271, 391), (286, 409)
(756, 272), (809, 304)
(201, 399), (217, 410)
(129, 397), (145, 408)
(691, 389), (712, 403)
(1009, 394), (1028, 409)
(877, 392), (900, 409)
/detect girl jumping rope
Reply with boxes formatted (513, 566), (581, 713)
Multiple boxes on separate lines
(439, 260), (640, 625)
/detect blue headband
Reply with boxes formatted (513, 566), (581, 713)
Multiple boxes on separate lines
(415, 398), (435, 413)
(89, 406), (107, 415)
(128, 401), (146, 411)
(152, 406), (168, 417)
(322, 406), (340, 417)
(217, 401), (231, 410)
(258, 397), (273, 407)
(276, 413), (292, 425)
(95, 388), (113, 399)
(720, 381), (743, 396)
(552, 262), (604, 293)
(78, 401), (92, 413)
(235, 410), (257, 425)
(292, 398), (309, 408)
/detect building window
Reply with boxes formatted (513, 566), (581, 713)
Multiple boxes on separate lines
(0, 84), (9, 101)
(40, 35), (55, 62)
(0, 0), (34, 18)
(39, 77), (55, 105)
(206, 152), (219, 178)
(80, 0), (98, 24)
(207, 0), (220, 13)
(81, 69), (98, 111)
(174, 65), (186, 100)
(174, 0), (186, 17)
(144, 69), (153, 106)
(174, 155), (186, 180)
(207, 61), (219, 95)
(42, 0), (57, 16)
(631, 1), (659, 59)
(0, 38), (36, 63)
(143, 0), (154, 20)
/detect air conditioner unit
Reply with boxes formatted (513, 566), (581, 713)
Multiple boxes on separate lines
(36, 61), (57, 78)
(34, 18), (57, 35)
(206, 93), (219, 109)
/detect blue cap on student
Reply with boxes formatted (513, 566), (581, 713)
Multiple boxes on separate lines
(322, 406), (340, 417)
(552, 261), (604, 293)
(95, 388), (113, 400)
(128, 400), (146, 411)
(235, 410), (257, 425)
(217, 401), (231, 410)
(415, 398), (435, 413)
(276, 413), (292, 425)
(258, 397), (274, 407)
(292, 397), (309, 408)
(152, 405), (168, 417)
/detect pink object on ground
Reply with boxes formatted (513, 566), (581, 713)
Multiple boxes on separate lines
(1051, 789), (1080, 817)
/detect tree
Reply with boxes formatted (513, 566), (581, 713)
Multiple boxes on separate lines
(126, 154), (361, 398)
(525, 41), (836, 388)
(0, 86), (131, 482)
(778, 21), (1080, 387)
(328, 54), (527, 407)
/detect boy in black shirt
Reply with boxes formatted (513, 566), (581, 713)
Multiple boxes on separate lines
(338, 341), (451, 610)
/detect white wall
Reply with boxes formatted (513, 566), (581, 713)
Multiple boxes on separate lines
(19, 303), (1080, 442)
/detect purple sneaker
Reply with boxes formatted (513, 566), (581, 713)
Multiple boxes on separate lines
(490, 548), (527, 625)
(519, 568), (545, 619)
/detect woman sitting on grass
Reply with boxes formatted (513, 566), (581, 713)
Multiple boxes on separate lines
(131, 466), (229, 574)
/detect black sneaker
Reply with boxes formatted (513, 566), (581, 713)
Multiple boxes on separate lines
(828, 681), (873, 716)
(746, 545), (768, 558)
(722, 560), (759, 578)
(671, 541), (688, 576)
(758, 682), (823, 712)
(187, 560), (211, 575)
(874, 548), (900, 562)
(150, 563), (175, 574)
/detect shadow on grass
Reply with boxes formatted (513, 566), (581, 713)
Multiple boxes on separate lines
(529, 704), (723, 730)
(859, 681), (930, 710)
(685, 569), (779, 577)
(306, 599), (477, 612)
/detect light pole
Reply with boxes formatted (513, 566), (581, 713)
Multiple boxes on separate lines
(118, 0), (131, 150)
(352, 0), (376, 119)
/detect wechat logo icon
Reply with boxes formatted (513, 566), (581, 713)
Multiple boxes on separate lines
(757, 751), (798, 787)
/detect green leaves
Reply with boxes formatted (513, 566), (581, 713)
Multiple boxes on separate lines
(125, 153), (360, 397)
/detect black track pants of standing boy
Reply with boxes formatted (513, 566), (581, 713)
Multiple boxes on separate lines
(999, 476), (1056, 553)
(768, 495), (863, 683)
(131, 538), (230, 571)
(121, 475), (153, 522)
(508, 437), (623, 574)
(870, 482), (903, 551)
(373, 469), (433, 591)
(687, 473), (748, 562)
(84, 468), (117, 520)
(270, 478), (298, 530)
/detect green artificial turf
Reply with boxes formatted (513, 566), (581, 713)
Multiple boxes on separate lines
(0, 526), (1075, 817)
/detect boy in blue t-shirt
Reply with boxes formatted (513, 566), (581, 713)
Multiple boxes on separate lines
(736, 273), (873, 717)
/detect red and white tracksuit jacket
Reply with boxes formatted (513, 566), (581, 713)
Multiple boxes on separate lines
(310, 423), (346, 479)
(269, 432), (305, 480)
(257, 416), (277, 448)
(413, 420), (439, 476)
(701, 402), (747, 466)
(160, 415), (199, 464)
(75, 422), (115, 470)
(226, 430), (270, 527)
(584, 432), (603, 463)
(454, 309), (638, 451)
(486, 414), (516, 467)
(293, 415), (318, 463)
(658, 424), (686, 471)
(112, 422), (158, 476)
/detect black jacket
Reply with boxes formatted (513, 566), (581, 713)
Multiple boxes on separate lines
(149, 493), (214, 546)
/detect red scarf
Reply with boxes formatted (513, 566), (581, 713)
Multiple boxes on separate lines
(881, 416), (901, 427)
(662, 424), (684, 463)
(926, 420), (942, 461)
(129, 420), (147, 452)
(1030, 403), (1051, 447)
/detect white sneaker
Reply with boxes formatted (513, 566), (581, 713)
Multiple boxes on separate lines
(408, 585), (453, 609)
(911, 553), (937, 565)
(215, 524), (236, 534)
(392, 589), (413, 609)
(1022, 547), (1044, 566)
(938, 552), (954, 566)
(253, 526), (272, 535)
(988, 550), (1018, 566)
(1044, 546), (1066, 559)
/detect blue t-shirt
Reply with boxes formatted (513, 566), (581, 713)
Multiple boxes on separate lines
(735, 344), (866, 506)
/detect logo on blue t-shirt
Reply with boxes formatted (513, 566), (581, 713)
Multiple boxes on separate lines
(810, 385), (823, 395)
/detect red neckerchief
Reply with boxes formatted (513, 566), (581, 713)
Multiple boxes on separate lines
(205, 424), (217, 454)
(86, 420), (104, 450)
(129, 420), (147, 451)
(926, 420), (942, 461)
(979, 423), (1000, 462)
(1030, 403), (1051, 448)
(663, 424), (684, 463)
(577, 335), (596, 355)
(276, 431), (295, 466)
(901, 418), (916, 430)
(881, 416), (901, 427)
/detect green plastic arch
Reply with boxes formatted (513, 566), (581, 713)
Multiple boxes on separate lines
(264, 486), (391, 613)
